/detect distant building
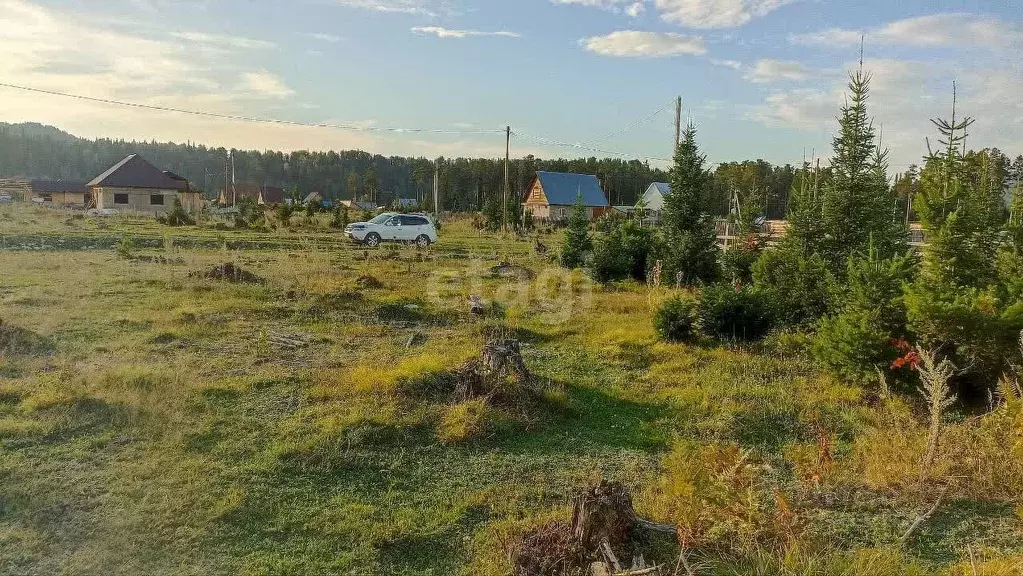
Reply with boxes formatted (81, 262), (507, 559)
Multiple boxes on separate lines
(88, 154), (204, 214)
(393, 197), (419, 210)
(303, 191), (324, 204)
(339, 200), (378, 212)
(28, 179), (88, 206)
(217, 184), (285, 205)
(638, 182), (669, 224)
(521, 171), (610, 221)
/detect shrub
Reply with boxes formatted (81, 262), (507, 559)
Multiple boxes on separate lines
(330, 205), (350, 229)
(275, 202), (294, 227)
(590, 220), (654, 283)
(159, 198), (194, 226)
(721, 234), (764, 285)
(698, 283), (774, 341)
(814, 248), (915, 385)
(654, 296), (698, 342)
(752, 246), (833, 328)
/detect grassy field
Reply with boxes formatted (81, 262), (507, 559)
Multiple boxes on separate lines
(1, 203), (1021, 575)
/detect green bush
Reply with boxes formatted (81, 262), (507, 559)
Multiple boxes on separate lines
(813, 248), (915, 385)
(654, 296), (698, 342)
(159, 198), (194, 227)
(752, 246), (833, 328)
(590, 220), (655, 283)
(698, 284), (774, 341)
(720, 238), (762, 285)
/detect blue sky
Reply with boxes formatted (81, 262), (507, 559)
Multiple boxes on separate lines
(0, 0), (1021, 170)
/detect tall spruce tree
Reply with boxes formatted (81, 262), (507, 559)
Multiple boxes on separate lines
(816, 68), (906, 272)
(660, 123), (719, 284)
(784, 161), (826, 256)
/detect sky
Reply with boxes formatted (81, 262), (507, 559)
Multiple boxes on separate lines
(0, 0), (1021, 171)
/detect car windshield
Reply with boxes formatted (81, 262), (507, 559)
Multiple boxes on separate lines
(368, 214), (392, 224)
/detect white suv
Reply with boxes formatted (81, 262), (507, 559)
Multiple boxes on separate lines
(345, 212), (438, 248)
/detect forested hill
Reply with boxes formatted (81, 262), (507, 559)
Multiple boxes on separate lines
(0, 122), (677, 210)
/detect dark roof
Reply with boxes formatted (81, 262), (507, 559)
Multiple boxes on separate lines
(260, 186), (285, 204)
(649, 182), (670, 196)
(29, 179), (88, 194)
(533, 171), (608, 207)
(87, 154), (188, 190)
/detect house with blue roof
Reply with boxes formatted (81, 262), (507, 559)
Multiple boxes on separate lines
(521, 171), (610, 221)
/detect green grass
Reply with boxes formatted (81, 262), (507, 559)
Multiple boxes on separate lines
(0, 202), (1020, 575)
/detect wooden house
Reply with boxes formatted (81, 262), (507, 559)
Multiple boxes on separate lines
(521, 171), (610, 221)
(88, 154), (204, 214)
(217, 184), (285, 205)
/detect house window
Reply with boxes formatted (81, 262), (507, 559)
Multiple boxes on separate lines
(114, 193), (129, 205)
(150, 194), (164, 206)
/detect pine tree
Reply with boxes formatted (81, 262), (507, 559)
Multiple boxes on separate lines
(560, 194), (592, 268)
(817, 68), (906, 272)
(660, 122), (719, 284)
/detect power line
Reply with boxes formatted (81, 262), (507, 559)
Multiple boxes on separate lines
(0, 82), (503, 135)
(579, 98), (676, 146)
(0, 81), (671, 162)
(512, 130), (671, 163)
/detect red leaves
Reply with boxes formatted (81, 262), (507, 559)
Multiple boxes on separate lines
(889, 338), (920, 370)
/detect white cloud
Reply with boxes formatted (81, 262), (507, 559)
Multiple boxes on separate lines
(411, 26), (521, 39)
(791, 13), (1019, 50)
(625, 2), (645, 17)
(711, 58), (742, 69)
(750, 58), (1023, 168)
(654, 0), (795, 28)
(582, 30), (706, 57)
(239, 70), (295, 99)
(306, 32), (342, 43)
(332, 0), (436, 16)
(744, 59), (810, 83)
(171, 31), (276, 50)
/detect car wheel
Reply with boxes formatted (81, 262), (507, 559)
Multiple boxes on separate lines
(364, 233), (381, 248)
(415, 234), (430, 248)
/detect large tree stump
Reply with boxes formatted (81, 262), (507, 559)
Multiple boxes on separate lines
(571, 480), (639, 551)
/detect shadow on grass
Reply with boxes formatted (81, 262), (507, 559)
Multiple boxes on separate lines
(907, 499), (1021, 564)
(496, 379), (671, 455)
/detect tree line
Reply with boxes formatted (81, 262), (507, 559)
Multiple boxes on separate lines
(0, 121), (830, 218)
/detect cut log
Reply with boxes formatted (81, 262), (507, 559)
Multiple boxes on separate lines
(599, 540), (622, 572)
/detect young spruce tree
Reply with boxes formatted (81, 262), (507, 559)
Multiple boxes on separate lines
(817, 67), (906, 273)
(560, 194), (591, 268)
(660, 122), (719, 285)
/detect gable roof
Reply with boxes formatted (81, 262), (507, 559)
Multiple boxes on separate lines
(640, 182), (669, 210)
(303, 191), (323, 203)
(534, 171), (608, 207)
(29, 179), (88, 194)
(87, 154), (188, 190)
(260, 186), (285, 204)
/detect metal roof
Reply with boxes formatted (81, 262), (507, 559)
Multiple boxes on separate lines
(87, 154), (188, 190)
(29, 179), (88, 193)
(640, 182), (670, 210)
(534, 171), (608, 207)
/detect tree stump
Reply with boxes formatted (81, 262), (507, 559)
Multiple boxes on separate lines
(571, 480), (639, 552)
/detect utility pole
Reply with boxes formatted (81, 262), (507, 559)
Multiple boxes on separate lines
(674, 96), (682, 151)
(433, 159), (440, 223)
(503, 125), (510, 234)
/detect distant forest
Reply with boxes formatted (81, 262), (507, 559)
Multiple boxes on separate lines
(1, 121), (816, 217)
